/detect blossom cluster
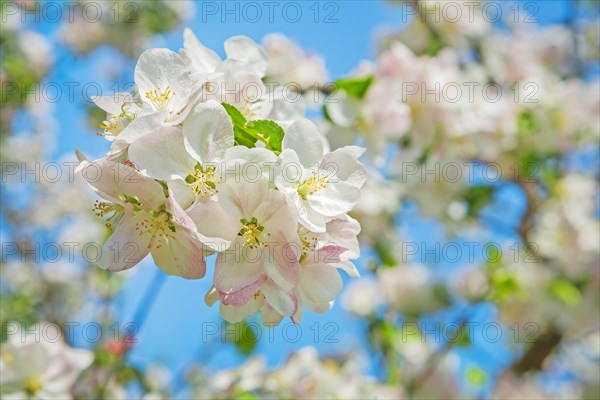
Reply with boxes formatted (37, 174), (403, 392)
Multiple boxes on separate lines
(78, 29), (366, 326)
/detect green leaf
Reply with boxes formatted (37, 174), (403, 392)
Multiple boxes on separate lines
(334, 75), (374, 99)
(222, 102), (257, 147)
(490, 271), (520, 302)
(222, 103), (285, 153)
(450, 324), (472, 347)
(226, 320), (258, 355)
(463, 186), (494, 218)
(246, 120), (285, 153)
(466, 366), (488, 387)
(222, 102), (246, 126)
(550, 279), (582, 306)
(234, 126), (259, 148)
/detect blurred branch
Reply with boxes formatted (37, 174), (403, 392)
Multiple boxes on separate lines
(405, 316), (469, 398)
(512, 327), (563, 373)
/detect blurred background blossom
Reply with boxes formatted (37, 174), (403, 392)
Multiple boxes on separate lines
(1, 0), (599, 399)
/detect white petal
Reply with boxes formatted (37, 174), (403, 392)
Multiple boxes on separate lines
(326, 90), (359, 127)
(224, 35), (268, 78)
(128, 125), (197, 180)
(221, 297), (263, 323)
(109, 111), (167, 153)
(168, 179), (196, 210)
(186, 198), (239, 245)
(92, 92), (134, 115)
(282, 119), (324, 167)
(181, 28), (222, 75)
(308, 182), (360, 216)
(134, 48), (191, 110)
(261, 302), (284, 326)
(300, 264), (342, 305)
(183, 100), (234, 163)
(322, 145), (367, 189)
(334, 260), (361, 278)
(261, 280), (294, 316)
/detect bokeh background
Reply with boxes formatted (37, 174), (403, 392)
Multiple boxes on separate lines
(1, 0), (599, 399)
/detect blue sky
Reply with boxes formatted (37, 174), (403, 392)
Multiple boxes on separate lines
(13, 0), (576, 395)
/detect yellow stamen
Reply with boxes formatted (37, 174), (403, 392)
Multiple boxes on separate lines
(297, 171), (330, 200)
(24, 377), (43, 396)
(238, 217), (267, 249)
(145, 86), (175, 112)
(135, 211), (176, 249)
(186, 165), (221, 197)
(93, 200), (125, 229)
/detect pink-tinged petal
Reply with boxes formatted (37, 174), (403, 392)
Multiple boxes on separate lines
(261, 303), (284, 327)
(151, 224), (207, 279)
(319, 215), (361, 261)
(98, 212), (150, 272)
(291, 292), (303, 324)
(183, 100), (234, 164)
(321, 145), (367, 189)
(220, 297), (263, 323)
(80, 158), (165, 211)
(219, 274), (267, 307)
(259, 190), (299, 243)
(205, 286), (220, 306)
(165, 191), (228, 253)
(218, 176), (270, 217)
(215, 237), (267, 302)
(264, 231), (300, 292)
(261, 280), (295, 316)
(302, 245), (346, 267)
(128, 126), (197, 181)
(299, 264), (342, 305)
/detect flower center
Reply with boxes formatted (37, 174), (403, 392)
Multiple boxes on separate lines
(145, 86), (175, 112)
(93, 200), (125, 229)
(253, 290), (264, 300)
(299, 234), (318, 263)
(186, 164), (221, 197)
(238, 217), (266, 249)
(97, 103), (136, 137)
(24, 377), (42, 396)
(297, 171), (330, 200)
(135, 209), (176, 249)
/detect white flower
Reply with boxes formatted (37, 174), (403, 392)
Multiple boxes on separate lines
(93, 48), (201, 153)
(0, 323), (93, 399)
(79, 157), (215, 278)
(275, 119), (367, 232)
(180, 28), (267, 79)
(189, 170), (300, 314)
(128, 100), (234, 208)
